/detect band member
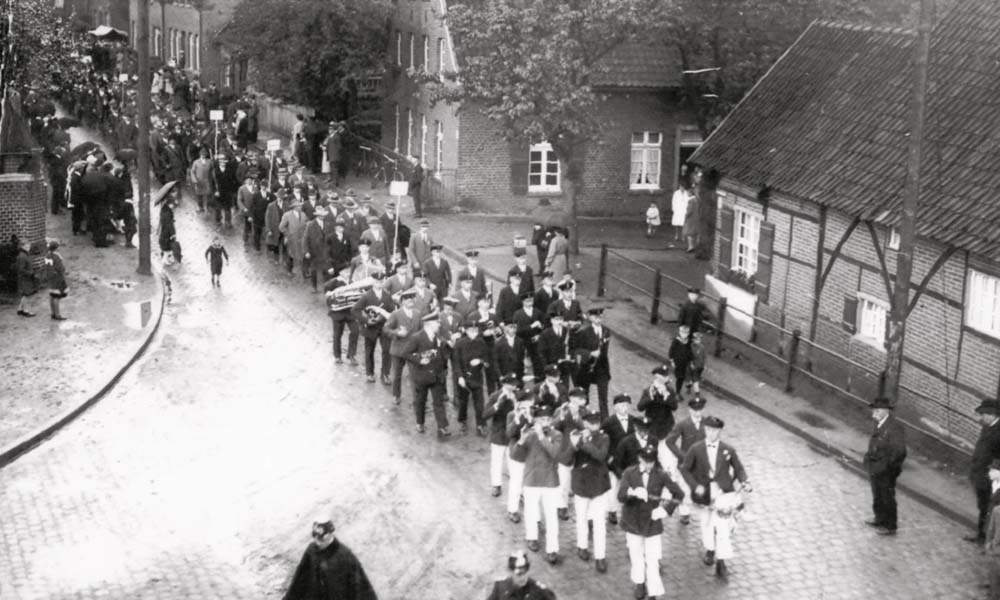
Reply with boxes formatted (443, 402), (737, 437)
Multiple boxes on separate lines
(506, 391), (535, 522)
(410, 269), (438, 318)
(863, 397), (907, 536)
(486, 551), (556, 600)
(438, 297), (464, 397)
(554, 387), (588, 520)
(533, 271), (559, 325)
(613, 416), (653, 486)
(350, 272), (395, 386)
(496, 269), (525, 325)
(423, 244), (452, 302)
(660, 396), (707, 524)
(484, 374), (519, 496)
(573, 307), (612, 420)
(454, 273), (479, 320)
(385, 289), (423, 400)
(454, 318), (490, 436)
(385, 260), (414, 300)
(408, 217), (434, 268)
(680, 416), (751, 581)
(455, 249), (488, 297)
(538, 313), (574, 387)
(327, 219), (353, 276)
(473, 294), (500, 392)
(570, 411), (611, 573)
(668, 325), (693, 396)
(512, 253), (535, 297)
(638, 365), (679, 442)
(603, 394), (635, 525)
(513, 293), (546, 380)
(323, 269), (358, 365)
(618, 445), (684, 600)
(407, 314), (452, 438)
(520, 404), (564, 564)
(495, 321), (526, 381)
(534, 364), (568, 407)
(348, 239), (385, 283)
(547, 280), (582, 323)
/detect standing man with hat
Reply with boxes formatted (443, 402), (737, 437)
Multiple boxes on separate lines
(603, 393), (635, 525)
(360, 216), (390, 265)
(385, 289), (423, 394)
(282, 517), (377, 600)
(520, 404), (564, 564)
(570, 410), (612, 572)
(660, 396), (708, 524)
(638, 365), (679, 442)
(514, 293), (547, 381)
(534, 271), (559, 324)
(863, 396), (907, 536)
(506, 390), (536, 522)
(968, 399), (1000, 544)
(485, 551), (555, 600)
(538, 314), (573, 387)
(351, 272), (395, 385)
(423, 244), (452, 303)
(379, 201), (400, 257)
(406, 314), (452, 438)
(484, 375), (519, 496)
(677, 287), (711, 333)
(680, 416), (751, 581)
(456, 250), (488, 298)
(573, 307), (613, 421)
(323, 120), (343, 185)
(454, 318), (490, 436)
(211, 153), (239, 228)
(324, 269), (359, 365)
(305, 204), (334, 292)
(618, 445), (684, 600)
(341, 197), (364, 254)
(279, 196), (309, 276)
(512, 253), (536, 297)
(547, 280), (582, 325)
(408, 218), (435, 268)
(327, 218), (353, 276)
(454, 273), (479, 320)
(497, 270), (525, 325)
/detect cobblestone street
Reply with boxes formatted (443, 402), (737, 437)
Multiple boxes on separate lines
(0, 174), (991, 600)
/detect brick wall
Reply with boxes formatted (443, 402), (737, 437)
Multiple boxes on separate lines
(0, 172), (47, 266)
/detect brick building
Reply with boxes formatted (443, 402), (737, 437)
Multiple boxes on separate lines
(691, 1), (1000, 446)
(381, 0), (701, 217)
(126, 0), (244, 91)
(55, 0), (130, 31)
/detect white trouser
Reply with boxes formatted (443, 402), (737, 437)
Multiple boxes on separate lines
(696, 504), (735, 560)
(625, 533), (664, 596)
(557, 464), (572, 509)
(605, 472), (621, 515)
(507, 458), (525, 514)
(670, 465), (692, 517)
(574, 493), (607, 559)
(490, 444), (508, 488)
(524, 486), (561, 553)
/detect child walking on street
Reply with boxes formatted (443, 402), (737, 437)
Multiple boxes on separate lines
(205, 237), (229, 287)
(645, 201), (661, 238)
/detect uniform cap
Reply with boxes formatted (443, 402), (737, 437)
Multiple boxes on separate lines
(990, 458), (1000, 472)
(581, 411), (601, 424)
(533, 404), (554, 418)
(440, 297), (458, 307)
(569, 387), (587, 398)
(465, 250), (479, 258)
(544, 364), (560, 378)
(688, 396), (706, 409)
(652, 364), (671, 377)
(703, 415), (725, 429)
(369, 271), (385, 281)
(638, 444), (658, 462)
(507, 268), (522, 278)
(458, 273), (473, 282)
(687, 287), (701, 294)
(400, 289), (417, 300)
(587, 307), (605, 316)
(519, 291), (534, 301)
(540, 270), (555, 279)
(500, 374), (520, 386)
(634, 415), (651, 429)
(463, 318), (481, 329)
(508, 550), (530, 571)
(556, 280), (574, 291)
(357, 239), (371, 247)
(430, 244), (444, 251)
(419, 218), (430, 226)
(412, 269), (426, 279)
(613, 393), (632, 405)
(366, 216), (379, 224)
(422, 313), (439, 322)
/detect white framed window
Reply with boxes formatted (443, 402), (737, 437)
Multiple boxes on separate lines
(420, 114), (427, 167)
(437, 38), (445, 75)
(194, 34), (200, 70)
(888, 227), (900, 251)
(406, 109), (414, 157)
(393, 104), (400, 153)
(396, 31), (402, 66)
(732, 208), (761, 276)
(422, 36), (430, 73)
(435, 121), (444, 176)
(856, 293), (889, 347)
(528, 143), (560, 193)
(153, 27), (162, 57)
(409, 34), (415, 70)
(967, 269), (1000, 338)
(630, 131), (662, 190)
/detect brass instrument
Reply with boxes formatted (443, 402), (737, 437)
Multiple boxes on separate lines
(327, 276), (376, 312)
(363, 305), (390, 328)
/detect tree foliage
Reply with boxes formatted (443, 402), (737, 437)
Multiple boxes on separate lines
(2, 0), (83, 96)
(226, 0), (391, 117)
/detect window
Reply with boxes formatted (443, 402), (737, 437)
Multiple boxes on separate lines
(630, 131), (661, 190)
(153, 27), (162, 57)
(396, 31), (402, 66)
(406, 108), (413, 157)
(528, 143), (560, 193)
(732, 208), (761, 276)
(193, 34), (200, 70)
(393, 104), (400, 153)
(422, 36), (430, 73)
(420, 114), (427, 167)
(888, 227), (900, 251)
(409, 34), (415, 70)
(224, 60), (232, 88)
(435, 121), (444, 175)
(968, 269), (1000, 338)
(856, 294), (888, 346)
(437, 38), (445, 75)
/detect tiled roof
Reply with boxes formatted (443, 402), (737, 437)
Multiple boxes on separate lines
(691, 1), (1000, 261)
(591, 42), (682, 89)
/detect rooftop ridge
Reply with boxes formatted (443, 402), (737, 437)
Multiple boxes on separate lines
(811, 19), (915, 37)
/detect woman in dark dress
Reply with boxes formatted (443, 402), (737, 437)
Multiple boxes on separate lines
(46, 241), (68, 320)
(159, 198), (177, 260)
(283, 519), (377, 600)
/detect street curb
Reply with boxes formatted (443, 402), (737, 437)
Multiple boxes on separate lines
(0, 270), (170, 470)
(438, 239), (976, 531)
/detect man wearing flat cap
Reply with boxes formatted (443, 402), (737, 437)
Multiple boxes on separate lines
(513, 293), (547, 381)
(408, 218), (435, 268)
(486, 551), (556, 600)
(680, 415), (750, 581)
(385, 289), (423, 394)
(406, 314), (452, 438)
(360, 216), (390, 265)
(572, 307), (613, 421)
(454, 318), (490, 436)
(282, 518), (377, 600)
(969, 399), (1000, 544)
(547, 280), (583, 325)
(863, 397), (907, 536)
(638, 365), (680, 442)
(423, 244), (452, 303)
(456, 249), (488, 298)
(497, 269), (526, 325)
(677, 287), (712, 334)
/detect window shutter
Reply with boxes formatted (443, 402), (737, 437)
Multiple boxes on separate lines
(755, 221), (775, 304)
(510, 140), (530, 196)
(842, 295), (858, 334)
(717, 206), (735, 279)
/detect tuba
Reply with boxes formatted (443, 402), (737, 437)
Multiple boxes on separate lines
(327, 276), (375, 312)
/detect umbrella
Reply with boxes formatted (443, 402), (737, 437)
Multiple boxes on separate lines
(70, 141), (101, 159)
(153, 181), (178, 206)
(89, 25), (129, 43)
(116, 148), (137, 161)
(57, 116), (81, 129)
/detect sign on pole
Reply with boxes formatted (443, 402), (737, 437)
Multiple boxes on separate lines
(209, 110), (224, 122)
(267, 139), (282, 152)
(118, 73), (129, 83)
(389, 181), (409, 197)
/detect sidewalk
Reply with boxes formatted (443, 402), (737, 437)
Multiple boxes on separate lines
(0, 137), (166, 465)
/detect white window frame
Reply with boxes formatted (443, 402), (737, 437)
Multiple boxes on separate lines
(435, 121), (444, 177)
(409, 33), (415, 70)
(528, 143), (561, 193)
(855, 293), (889, 349)
(422, 36), (430, 73)
(153, 27), (162, 57)
(420, 114), (428, 167)
(888, 227), (900, 251)
(630, 131), (662, 191)
(406, 109), (414, 157)
(732, 207), (761, 276)
(437, 38), (445, 76)
(967, 269), (1000, 339)
(393, 105), (400, 153)
(396, 31), (402, 66)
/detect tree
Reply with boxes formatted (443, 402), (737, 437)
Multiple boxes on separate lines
(1, 0), (83, 98)
(225, 0), (390, 120)
(441, 0), (665, 254)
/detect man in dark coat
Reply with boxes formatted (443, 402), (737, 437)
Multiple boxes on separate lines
(513, 294), (546, 381)
(572, 308), (612, 421)
(494, 321), (525, 381)
(304, 206), (333, 292)
(511, 254), (535, 297)
(602, 394), (634, 526)
(385, 290), (424, 397)
(863, 396), (908, 536)
(677, 287), (712, 333)
(351, 273), (395, 384)
(422, 244), (452, 302)
(968, 399), (1000, 543)
(533, 271), (559, 326)
(547, 281), (583, 326)
(454, 319), (490, 436)
(211, 155), (239, 228)
(327, 220), (353, 276)
(406, 315), (452, 438)
(455, 250), (488, 298)
(496, 270), (526, 326)
(324, 270), (359, 365)
(662, 396), (707, 524)
(637, 364), (679, 442)
(486, 551), (556, 600)
(282, 519), (377, 600)
(569, 411), (611, 572)
(537, 313), (574, 387)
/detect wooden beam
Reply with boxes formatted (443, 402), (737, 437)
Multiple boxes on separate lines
(808, 205), (828, 342)
(865, 221), (895, 303)
(905, 245), (958, 318)
(818, 216), (862, 291)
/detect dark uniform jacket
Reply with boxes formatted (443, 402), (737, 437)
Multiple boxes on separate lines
(324, 277), (353, 321)
(513, 308), (545, 345)
(571, 430), (611, 498)
(422, 256), (452, 301)
(677, 300), (711, 333)
(304, 221), (331, 277)
(483, 389), (516, 446)
(454, 335), (489, 388)
(863, 415), (907, 478)
(455, 265), (488, 298)
(350, 288), (395, 340)
(494, 335), (525, 380)
(547, 298), (582, 324)
(637, 384), (679, 440)
(496, 285), (525, 325)
(662, 416), (705, 460)
(613, 432), (654, 478)
(513, 264), (535, 296)
(602, 414), (634, 472)
(507, 409), (533, 462)
(537, 326), (571, 368)
(571, 324), (611, 384)
(971, 419), (1000, 487)
(486, 577), (555, 600)
(680, 440), (749, 506)
(327, 233), (352, 273)
(533, 286), (559, 323)
(554, 404), (587, 465)
(405, 330), (448, 386)
(453, 289), (480, 320)
(384, 308), (423, 357)
(617, 465), (684, 537)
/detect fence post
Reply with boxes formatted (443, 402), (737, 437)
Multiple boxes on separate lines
(650, 269), (662, 325)
(785, 329), (801, 392)
(714, 297), (728, 358)
(597, 244), (608, 297)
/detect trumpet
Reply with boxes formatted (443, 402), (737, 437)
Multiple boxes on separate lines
(363, 305), (390, 327)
